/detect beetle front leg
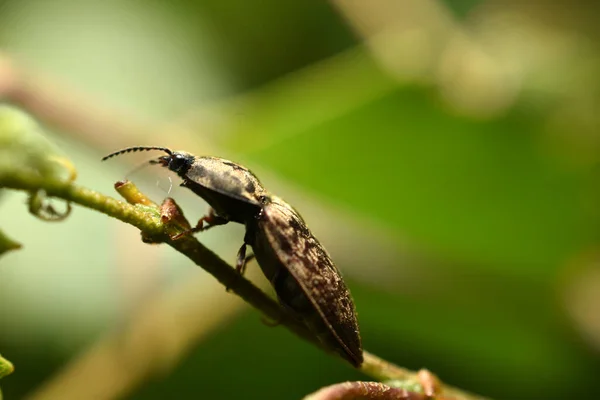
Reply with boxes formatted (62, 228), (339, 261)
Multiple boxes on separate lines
(172, 207), (228, 240)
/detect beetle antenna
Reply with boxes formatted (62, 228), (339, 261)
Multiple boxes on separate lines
(101, 146), (173, 161)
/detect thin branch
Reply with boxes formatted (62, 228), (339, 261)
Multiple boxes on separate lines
(0, 172), (489, 400)
(302, 381), (429, 400)
(0, 171), (314, 344)
(361, 353), (488, 400)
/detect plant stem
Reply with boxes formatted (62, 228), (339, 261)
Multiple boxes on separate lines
(0, 172), (489, 400)
(0, 171), (316, 345)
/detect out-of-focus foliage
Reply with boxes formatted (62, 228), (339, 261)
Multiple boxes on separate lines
(0, 355), (13, 379)
(0, 0), (599, 400)
(0, 229), (20, 257)
(0, 105), (75, 182)
(0, 354), (13, 400)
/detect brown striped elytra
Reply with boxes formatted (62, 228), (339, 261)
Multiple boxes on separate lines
(102, 146), (363, 366)
(248, 195), (363, 366)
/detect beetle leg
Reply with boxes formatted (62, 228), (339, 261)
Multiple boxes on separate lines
(235, 243), (247, 274)
(172, 208), (227, 239)
(225, 244), (256, 292)
(235, 244), (256, 275)
(193, 208), (228, 232)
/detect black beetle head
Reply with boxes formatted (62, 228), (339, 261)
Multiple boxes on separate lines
(156, 152), (195, 176)
(102, 146), (194, 177)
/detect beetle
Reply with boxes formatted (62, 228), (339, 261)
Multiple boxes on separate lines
(102, 146), (363, 366)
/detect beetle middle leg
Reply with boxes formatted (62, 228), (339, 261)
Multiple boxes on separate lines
(237, 244), (281, 327)
(225, 243), (255, 293)
(232, 244), (281, 327)
(235, 243), (256, 276)
(172, 208), (227, 239)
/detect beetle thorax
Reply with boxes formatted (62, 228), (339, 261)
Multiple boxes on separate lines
(185, 157), (265, 204)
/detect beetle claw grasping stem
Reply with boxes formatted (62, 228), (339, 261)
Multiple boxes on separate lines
(172, 208), (227, 240)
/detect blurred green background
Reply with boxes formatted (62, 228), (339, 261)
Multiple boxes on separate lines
(1, 0), (599, 399)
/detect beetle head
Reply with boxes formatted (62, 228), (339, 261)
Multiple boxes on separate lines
(102, 146), (195, 177)
(155, 152), (195, 176)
